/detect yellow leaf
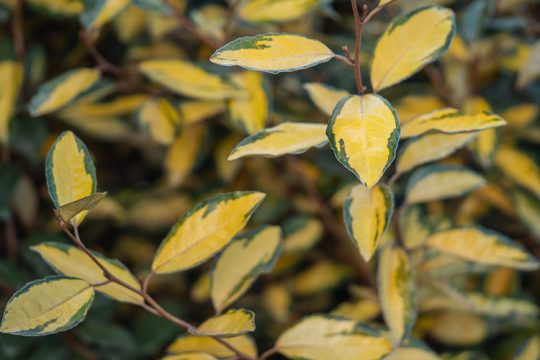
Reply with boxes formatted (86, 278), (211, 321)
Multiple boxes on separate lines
(470, 128), (499, 168)
(152, 192), (265, 274)
(0, 61), (23, 145)
(394, 95), (445, 124)
(378, 245), (416, 344)
(343, 184), (393, 261)
(179, 100), (225, 126)
(227, 71), (270, 134)
(162, 353), (217, 360)
(396, 132), (478, 174)
(45, 131), (97, 225)
(56, 192), (107, 225)
(276, 315), (392, 360)
(228, 122), (327, 160)
(139, 59), (243, 100)
(400, 205), (432, 249)
(327, 94), (400, 188)
(262, 284), (291, 323)
(514, 190), (540, 239)
(32, 242), (144, 304)
(426, 227), (539, 270)
(81, 0), (130, 29)
(303, 82), (349, 116)
(239, 0), (322, 23)
(29, 68), (101, 116)
(165, 124), (207, 187)
(331, 300), (381, 322)
(517, 40), (540, 89)
(401, 108), (506, 139)
(370, 6), (455, 91)
(430, 311), (487, 346)
(191, 272), (211, 303)
(495, 146), (540, 199)
(513, 335), (540, 360)
(211, 226), (283, 312)
(292, 260), (350, 296)
(190, 309), (255, 338)
(167, 335), (258, 358)
(191, 4), (227, 43)
(406, 165), (485, 204)
(28, 0), (83, 16)
(138, 98), (180, 145)
(383, 347), (439, 360)
(210, 33), (334, 74)
(283, 216), (323, 254)
(502, 103), (538, 128)
(215, 134), (243, 183)
(0, 276), (94, 336)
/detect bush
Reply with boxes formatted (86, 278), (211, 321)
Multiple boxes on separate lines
(1, 0), (540, 359)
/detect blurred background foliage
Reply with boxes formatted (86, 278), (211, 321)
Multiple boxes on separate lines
(1, 0), (540, 359)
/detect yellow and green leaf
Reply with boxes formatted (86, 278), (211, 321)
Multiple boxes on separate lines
(211, 225), (283, 313)
(303, 82), (349, 117)
(514, 190), (540, 239)
(370, 6), (455, 91)
(227, 71), (270, 134)
(190, 309), (255, 338)
(426, 226), (540, 270)
(167, 334), (258, 358)
(400, 205), (432, 249)
(326, 94), (400, 188)
(139, 59), (243, 100)
(29, 68), (101, 116)
(32, 242), (144, 304)
(275, 315), (392, 360)
(513, 335), (540, 360)
(162, 353), (217, 360)
(210, 33), (335, 74)
(239, 0), (323, 23)
(343, 184), (393, 261)
(138, 98), (180, 145)
(406, 165), (485, 204)
(56, 192), (107, 225)
(396, 132), (478, 174)
(283, 216), (323, 254)
(228, 122), (327, 160)
(495, 146), (540, 199)
(401, 108), (506, 139)
(152, 192), (266, 274)
(0, 276), (94, 336)
(45, 131), (97, 226)
(80, 0), (130, 29)
(0, 61), (23, 145)
(378, 245), (416, 345)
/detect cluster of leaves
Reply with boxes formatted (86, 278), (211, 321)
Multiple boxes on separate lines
(1, 0), (540, 359)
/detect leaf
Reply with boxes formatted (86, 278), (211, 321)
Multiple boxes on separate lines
(227, 71), (270, 134)
(211, 225), (283, 312)
(495, 146), (540, 199)
(400, 108), (506, 139)
(27, 0), (84, 16)
(228, 122), (327, 160)
(262, 284), (291, 322)
(29, 68), (101, 116)
(165, 124), (207, 187)
(303, 82), (349, 116)
(179, 100), (225, 126)
(405, 165), (485, 204)
(283, 216), (323, 254)
(56, 192), (108, 225)
(292, 260), (350, 296)
(517, 40), (540, 89)
(275, 315), (392, 360)
(190, 309), (255, 338)
(215, 134), (242, 183)
(469, 128), (499, 168)
(167, 334), (258, 358)
(81, 0), (131, 29)
(331, 299), (381, 322)
(139, 60), (243, 100)
(429, 311), (487, 346)
(514, 190), (540, 239)
(378, 245), (416, 345)
(0, 276), (94, 336)
(513, 335), (540, 360)
(370, 6), (455, 91)
(502, 103), (538, 128)
(152, 192), (266, 274)
(343, 184), (393, 261)
(239, 0), (323, 23)
(326, 94), (400, 188)
(210, 33), (335, 74)
(395, 95), (445, 124)
(0, 61), (23, 145)
(45, 131), (97, 225)
(426, 226), (540, 270)
(400, 205), (432, 249)
(32, 242), (144, 304)
(137, 98), (180, 145)
(396, 132), (478, 175)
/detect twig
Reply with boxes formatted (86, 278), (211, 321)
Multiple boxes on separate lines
(12, 0), (25, 61)
(334, 54), (354, 67)
(362, 0), (399, 24)
(350, 0), (366, 95)
(80, 30), (127, 77)
(259, 347), (278, 360)
(285, 156), (376, 288)
(423, 64), (454, 107)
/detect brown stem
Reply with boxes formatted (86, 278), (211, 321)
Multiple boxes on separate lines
(334, 54), (355, 67)
(259, 347), (278, 360)
(285, 157), (376, 288)
(80, 31), (127, 77)
(350, 0), (366, 95)
(362, 0), (399, 24)
(12, 0), (25, 61)
(423, 64), (454, 107)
